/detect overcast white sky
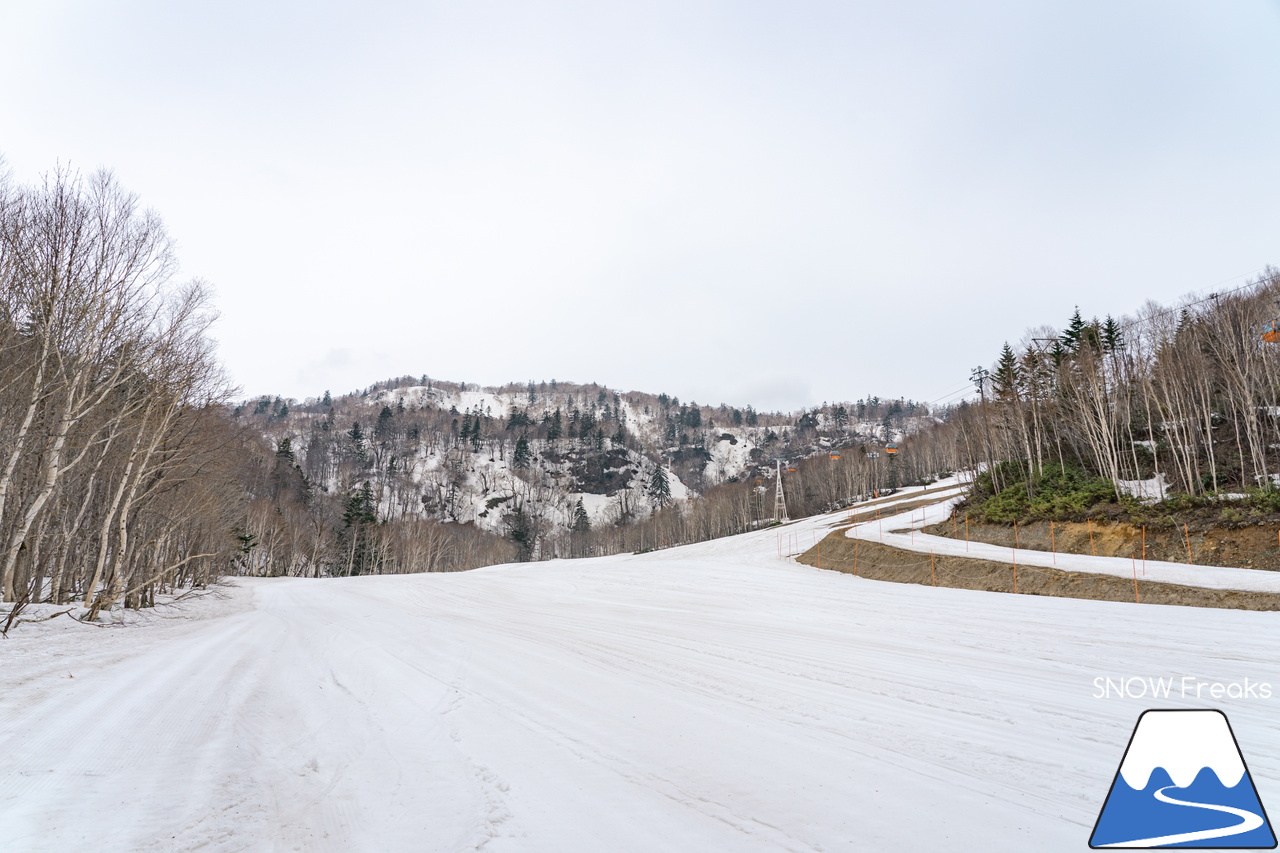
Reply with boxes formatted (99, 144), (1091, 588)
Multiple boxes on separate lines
(3, 1), (1279, 412)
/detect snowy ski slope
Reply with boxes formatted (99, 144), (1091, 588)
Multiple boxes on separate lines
(2, 496), (1279, 851)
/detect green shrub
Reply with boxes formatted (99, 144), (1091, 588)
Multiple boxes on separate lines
(968, 463), (1116, 523)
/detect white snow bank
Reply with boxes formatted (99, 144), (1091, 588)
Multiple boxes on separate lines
(1116, 473), (1169, 502)
(846, 495), (1280, 593)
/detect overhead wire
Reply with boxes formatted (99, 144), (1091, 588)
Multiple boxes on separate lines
(1108, 265), (1274, 336)
(921, 265), (1277, 410)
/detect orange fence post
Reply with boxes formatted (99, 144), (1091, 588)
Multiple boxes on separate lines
(1132, 550), (1140, 604)
(931, 551), (936, 586)
(1014, 519), (1019, 550)
(1185, 523), (1193, 564)
(854, 539), (859, 576)
(1012, 545), (1017, 593)
(1142, 525), (1147, 576)
(1050, 520), (1056, 565)
(1088, 518), (1096, 556)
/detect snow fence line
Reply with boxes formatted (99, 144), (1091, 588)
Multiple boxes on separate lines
(842, 494), (1280, 595)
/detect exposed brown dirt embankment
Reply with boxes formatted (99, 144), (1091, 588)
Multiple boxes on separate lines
(924, 517), (1280, 573)
(797, 529), (1280, 611)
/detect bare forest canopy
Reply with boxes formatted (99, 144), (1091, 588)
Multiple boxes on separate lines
(901, 268), (1280, 526)
(11, 164), (1275, 615)
(0, 167), (257, 621)
(0, 163), (947, 613)
(229, 377), (941, 578)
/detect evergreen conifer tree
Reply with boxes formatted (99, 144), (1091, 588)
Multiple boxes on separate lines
(506, 504), (534, 561)
(992, 343), (1021, 402)
(343, 481), (377, 527)
(339, 482), (379, 575)
(572, 498), (590, 533)
(1177, 308), (1193, 334)
(1049, 339), (1067, 367)
(1101, 315), (1124, 353)
(347, 421), (368, 465)
(648, 465), (671, 507)
(1061, 308), (1088, 353)
(375, 405), (395, 441)
(1082, 316), (1104, 353)
(513, 436), (531, 468)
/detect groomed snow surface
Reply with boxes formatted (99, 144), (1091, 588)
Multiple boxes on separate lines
(4, 490), (1280, 851)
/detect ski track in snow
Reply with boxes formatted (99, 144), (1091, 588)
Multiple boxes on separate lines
(2, 483), (1280, 851)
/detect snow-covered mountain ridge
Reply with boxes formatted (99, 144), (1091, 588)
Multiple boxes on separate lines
(234, 376), (938, 540)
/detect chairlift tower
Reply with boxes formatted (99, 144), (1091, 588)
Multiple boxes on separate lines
(771, 458), (789, 523)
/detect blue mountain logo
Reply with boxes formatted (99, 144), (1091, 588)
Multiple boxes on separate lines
(1091, 709), (1276, 848)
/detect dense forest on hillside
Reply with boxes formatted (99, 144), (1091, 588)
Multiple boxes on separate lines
(0, 167), (240, 617)
(22, 163), (1278, 614)
(232, 378), (946, 573)
(0, 165), (953, 613)
(908, 270), (1280, 526)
